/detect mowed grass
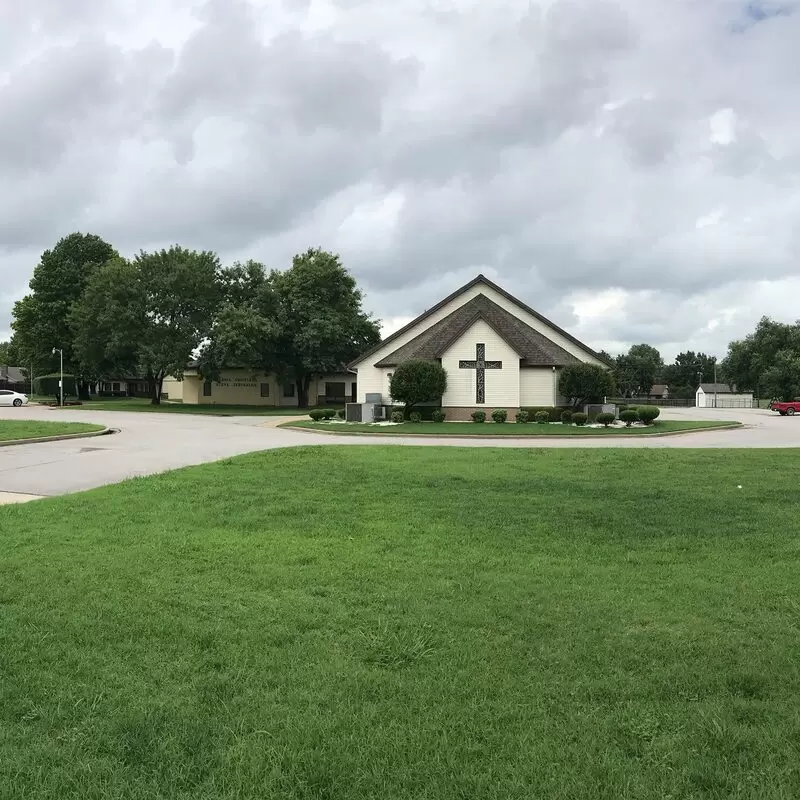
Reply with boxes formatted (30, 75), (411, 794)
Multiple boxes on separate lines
(58, 397), (333, 416)
(1, 447), (799, 799)
(0, 420), (104, 442)
(287, 419), (739, 435)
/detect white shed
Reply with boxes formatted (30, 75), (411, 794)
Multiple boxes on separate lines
(696, 383), (753, 408)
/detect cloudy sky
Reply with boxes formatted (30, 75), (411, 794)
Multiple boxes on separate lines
(2, 0), (799, 360)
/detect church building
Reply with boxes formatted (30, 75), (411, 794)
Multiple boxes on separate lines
(349, 274), (609, 419)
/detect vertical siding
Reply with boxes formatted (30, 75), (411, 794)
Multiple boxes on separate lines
(520, 368), (555, 406)
(441, 321), (520, 407)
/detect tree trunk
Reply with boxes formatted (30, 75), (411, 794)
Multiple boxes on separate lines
(148, 371), (162, 405)
(296, 376), (310, 409)
(78, 381), (91, 400)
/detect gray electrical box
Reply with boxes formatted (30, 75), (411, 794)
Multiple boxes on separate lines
(365, 393), (383, 404)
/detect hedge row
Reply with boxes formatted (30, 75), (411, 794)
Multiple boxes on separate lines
(520, 406), (572, 422)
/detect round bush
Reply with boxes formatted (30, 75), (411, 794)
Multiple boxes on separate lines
(515, 410), (530, 424)
(471, 410), (486, 423)
(321, 408), (336, 420)
(620, 409), (639, 427)
(637, 406), (660, 424)
(491, 408), (507, 424)
(618, 404), (628, 413)
(431, 409), (446, 423)
(409, 411), (422, 424)
(572, 412), (588, 426)
(561, 410), (573, 424)
(309, 409), (325, 421)
(596, 412), (615, 427)
(390, 411), (405, 423)
(534, 410), (550, 424)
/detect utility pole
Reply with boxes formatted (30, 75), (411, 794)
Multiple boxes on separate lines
(713, 359), (718, 408)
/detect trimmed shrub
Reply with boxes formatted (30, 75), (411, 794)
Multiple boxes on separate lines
(522, 406), (570, 423)
(321, 408), (336, 420)
(431, 409), (446, 423)
(515, 410), (530, 424)
(491, 409), (508, 424)
(561, 410), (573, 424)
(534, 410), (550, 424)
(409, 411), (422, 424)
(637, 406), (661, 424)
(389, 360), (447, 410)
(309, 409), (325, 421)
(390, 411), (405, 424)
(471, 410), (486, 423)
(389, 406), (442, 421)
(572, 412), (588, 426)
(620, 409), (639, 427)
(596, 412), (615, 427)
(335, 409), (345, 420)
(34, 373), (79, 404)
(618, 404), (629, 413)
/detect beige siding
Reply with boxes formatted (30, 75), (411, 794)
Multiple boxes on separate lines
(441, 321), (521, 408)
(351, 281), (607, 388)
(162, 376), (184, 402)
(520, 368), (556, 406)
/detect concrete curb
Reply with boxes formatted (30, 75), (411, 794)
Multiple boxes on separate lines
(0, 426), (116, 448)
(279, 422), (744, 440)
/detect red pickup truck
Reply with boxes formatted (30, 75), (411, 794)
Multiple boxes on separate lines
(770, 401), (800, 416)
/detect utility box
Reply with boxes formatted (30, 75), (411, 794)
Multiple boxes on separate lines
(584, 403), (617, 419)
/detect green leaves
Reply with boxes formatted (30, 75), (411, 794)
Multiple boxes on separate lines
(389, 360), (447, 410)
(559, 363), (615, 407)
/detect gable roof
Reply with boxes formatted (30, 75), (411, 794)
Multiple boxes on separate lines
(0, 365), (25, 384)
(350, 274), (611, 369)
(374, 293), (580, 368)
(698, 383), (733, 394)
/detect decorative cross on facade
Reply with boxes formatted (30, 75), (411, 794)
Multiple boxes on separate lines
(459, 343), (502, 404)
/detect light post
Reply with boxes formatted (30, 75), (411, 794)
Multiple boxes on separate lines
(713, 358), (718, 408)
(52, 348), (63, 407)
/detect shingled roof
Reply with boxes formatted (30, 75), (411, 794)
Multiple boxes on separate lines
(374, 293), (580, 368)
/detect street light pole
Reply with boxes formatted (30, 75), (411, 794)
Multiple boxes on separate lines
(52, 348), (63, 407)
(713, 359), (718, 409)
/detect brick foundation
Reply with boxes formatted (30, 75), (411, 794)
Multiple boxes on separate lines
(444, 407), (521, 421)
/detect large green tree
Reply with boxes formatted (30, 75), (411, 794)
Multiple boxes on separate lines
(721, 317), (800, 398)
(614, 344), (664, 396)
(70, 247), (222, 403)
(10, 233), (117, 387)
(662, 351), (717, 392)
(558, 363), (615, 407)
(0, 341), (10, 364)
(199, 249), (381, 408)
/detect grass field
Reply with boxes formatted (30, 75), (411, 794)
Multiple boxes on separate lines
(1, 446), (798, 799)
(0, 420), (104, 442)
(287, 419), (739, 436)
(46, 397), (334, 416)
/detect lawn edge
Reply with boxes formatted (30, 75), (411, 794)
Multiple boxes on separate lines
(278, 421), (744, 439)
(0, 426), (114, 447)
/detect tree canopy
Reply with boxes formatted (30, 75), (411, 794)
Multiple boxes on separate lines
(0, 341), (10, 364)
(389, 360), (448, 411)
(614, 344), (664, 396)
(199, 249), (381, 407)
(558, 363), (615, 407)
(721, 317), (800, 400)
(10, 233), (117, 383)
(70, 247), (221, 403)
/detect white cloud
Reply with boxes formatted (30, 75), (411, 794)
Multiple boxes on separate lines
(2, 0), (800, 362)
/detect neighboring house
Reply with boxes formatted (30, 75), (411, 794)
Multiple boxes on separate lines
(649, 384), (670, 399)
(0, 365), (27, 392)
(91, 378), (151, 398)
(695, 383), (754, 408)
(348, 274), (609, 420)
(162, 367), (357, 407)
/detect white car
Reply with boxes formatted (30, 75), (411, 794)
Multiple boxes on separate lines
(0, 390), (29, 407)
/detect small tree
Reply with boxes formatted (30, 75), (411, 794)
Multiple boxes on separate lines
(389, 360), (447, 413)
(558, 363), (615, 408)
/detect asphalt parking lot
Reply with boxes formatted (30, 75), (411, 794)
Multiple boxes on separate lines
(0, 405), (795, 500)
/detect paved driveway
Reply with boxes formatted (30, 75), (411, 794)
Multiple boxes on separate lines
(0, 405), (796, 500)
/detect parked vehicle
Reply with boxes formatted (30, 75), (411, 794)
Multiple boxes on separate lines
(0, 390), (29, 407)
(770, 401), (800, 416)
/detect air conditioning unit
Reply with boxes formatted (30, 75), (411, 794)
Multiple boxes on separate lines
(373, 405), (386, 421)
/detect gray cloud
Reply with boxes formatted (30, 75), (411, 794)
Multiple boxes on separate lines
(2, 0), (800, 360)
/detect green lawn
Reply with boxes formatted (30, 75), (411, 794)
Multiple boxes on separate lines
(49, 397), (333, 416)
(286, 419), (740, 435)
(0, 420), (104, 442)
(1, 447), (798, 798)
